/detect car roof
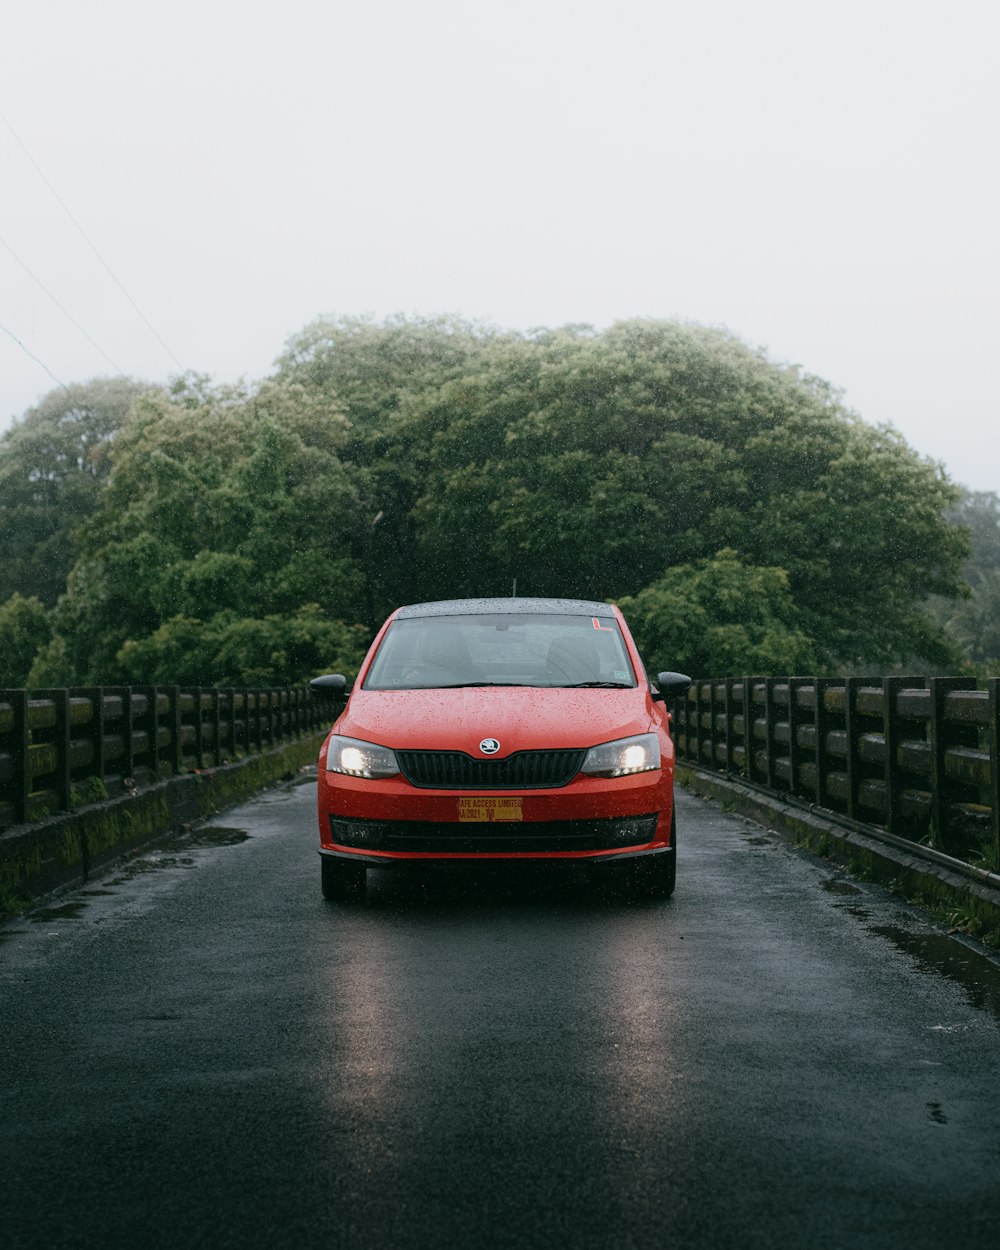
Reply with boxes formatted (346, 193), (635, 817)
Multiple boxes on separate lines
(395, 597), (616, 619)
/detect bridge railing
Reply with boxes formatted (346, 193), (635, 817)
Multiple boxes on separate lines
(670, 677), (1000, 870)
(0, 686), (326, 830)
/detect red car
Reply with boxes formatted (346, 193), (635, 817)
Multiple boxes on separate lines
(310, 598), (690, 900)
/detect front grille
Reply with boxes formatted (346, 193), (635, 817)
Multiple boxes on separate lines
(328, 813), (659, 853)
(395, 748), (587, 790)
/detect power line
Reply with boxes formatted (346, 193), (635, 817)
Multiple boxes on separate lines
(0, 319), (78, 402)
(0, 107), (187, 373)
(0, 232), (131, 378)
(1, 317), (153, 428)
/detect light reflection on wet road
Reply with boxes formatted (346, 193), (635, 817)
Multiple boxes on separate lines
(1, 779), (999, 1249)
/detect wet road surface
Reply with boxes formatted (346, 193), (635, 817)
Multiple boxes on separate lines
(2, 778), (999, 1249)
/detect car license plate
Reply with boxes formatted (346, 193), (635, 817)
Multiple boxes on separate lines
(458, 797), (523, 822)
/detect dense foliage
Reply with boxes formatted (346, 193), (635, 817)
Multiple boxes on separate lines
(926, 490), (1000, 672)
(0, 315), (975, 686)
(617, 551), (818, 678)
(0, 593), (50, 687)
(0, 378), (144, 609)
(26, 376), (367, 686)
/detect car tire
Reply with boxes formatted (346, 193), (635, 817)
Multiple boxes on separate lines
(321, 855), (367, 902)
(643, 847), (676, 899)
(627, 813), (677, 900)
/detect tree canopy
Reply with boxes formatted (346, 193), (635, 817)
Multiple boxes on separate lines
(0, 378), (147, 608)
(27, 377), (365, 685)
(926, 490), (1000, 671)
(0, 315), (975, 686)
(617, 550), (818, 678)
(0, 593), (50, 687)
(276, 316), (966, 669)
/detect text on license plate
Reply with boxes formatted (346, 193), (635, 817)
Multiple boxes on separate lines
(458, 797), (523, 822)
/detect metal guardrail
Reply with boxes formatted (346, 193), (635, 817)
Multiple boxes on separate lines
(670, 677), (1000, 871)
(0, 686), (326, 830)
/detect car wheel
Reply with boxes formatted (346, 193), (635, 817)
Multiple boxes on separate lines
(643, 847), (676, 899)
(625, 813), (677, 900)
(321, 855), (367, 901)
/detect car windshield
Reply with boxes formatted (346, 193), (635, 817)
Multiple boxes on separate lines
(363, 613), (638, 690)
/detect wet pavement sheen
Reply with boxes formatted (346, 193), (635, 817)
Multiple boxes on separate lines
(1, 781), (999, 1249)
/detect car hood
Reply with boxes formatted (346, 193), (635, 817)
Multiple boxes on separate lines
(336, 686), (653, 755)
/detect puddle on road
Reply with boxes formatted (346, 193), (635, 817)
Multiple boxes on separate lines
(107, 827), (250, 881)
(29, 902), (88, 923)
(867, 924), (1000, 1020)
(822, 878), (863, 896)
(817, 873), (1000, 1019)
(821, 878), (874, 919)
(107, 853), (201, 883)
(106, 830), (248, 880)
(11, 826), (252, 927)
(837, 905), (873, 920)
(184, 826), (250, 848)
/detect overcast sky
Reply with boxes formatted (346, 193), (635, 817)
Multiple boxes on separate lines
(2, 0), (997, 490)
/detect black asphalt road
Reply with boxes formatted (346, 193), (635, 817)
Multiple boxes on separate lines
(2, 777), (999, 1250)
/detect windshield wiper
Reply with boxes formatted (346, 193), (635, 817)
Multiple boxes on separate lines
(558, 681), (634, 689)
(433, 681), (536, 689)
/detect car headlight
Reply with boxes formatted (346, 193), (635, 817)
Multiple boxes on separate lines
(326, 736), (400, 779)
(580, 733), (660, 778)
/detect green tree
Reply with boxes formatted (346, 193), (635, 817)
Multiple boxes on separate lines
(617, 550), (818, 677)
(115, 606), (368, 686)
(32, 316), (970, 684)
(275, 313), (504, 444)
(385, 319), (965, 666)
(43, 379), (367, 684)
(0, 593), (51, 686)
(927, 490), (1000, 669)
(275, 314), (518, 611)
(0, 378), (148, 606)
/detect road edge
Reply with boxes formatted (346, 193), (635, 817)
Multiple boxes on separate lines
(680, 765), (1000, 946)
(0, 734), (324, 920)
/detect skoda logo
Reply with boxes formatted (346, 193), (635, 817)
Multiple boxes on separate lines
(479, 738), (501, 755)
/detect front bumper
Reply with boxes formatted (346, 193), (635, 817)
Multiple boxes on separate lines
(318, 758), (675, 861)
(319, 843), (675, 868)
(326, 811), (661, 854)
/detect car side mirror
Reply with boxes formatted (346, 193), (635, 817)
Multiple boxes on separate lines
(652, 671), (692, 701)
(309, 673), (350, 700)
